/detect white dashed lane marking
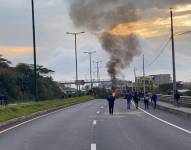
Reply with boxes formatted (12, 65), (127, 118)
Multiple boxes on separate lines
(91, 144), (96, 150)
(93, 120), (97, 125)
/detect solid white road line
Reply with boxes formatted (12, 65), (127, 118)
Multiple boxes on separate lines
(0, 108), (65, 134)
(139, 107), (191, 134)
(96, 111), (100, 114)
(93, 120), (97, 125)
(100, 106), (104, 109)
(132, 103), (191, 134)
(91, 144), (96, 150)
(0, 101), (93, 135)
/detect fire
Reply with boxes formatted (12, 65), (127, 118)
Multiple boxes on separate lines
(112, 91), (116, 97)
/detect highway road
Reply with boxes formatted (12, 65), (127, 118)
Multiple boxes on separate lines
(0, 99), (191, 150)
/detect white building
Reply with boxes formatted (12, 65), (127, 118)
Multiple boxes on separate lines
(150, 74), (171, 87)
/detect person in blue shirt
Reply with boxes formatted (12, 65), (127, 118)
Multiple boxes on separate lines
(151, 93), (158, 109)
(125, 91), (133, 110)
(107, 93), (116, 115)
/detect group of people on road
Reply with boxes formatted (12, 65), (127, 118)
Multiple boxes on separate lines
(106, 90), (181, 115)
(106, 91), (159, 115)
(125, 91), (158, 110)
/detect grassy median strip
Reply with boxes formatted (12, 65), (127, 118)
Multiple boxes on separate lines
(0, 96), (94, 123)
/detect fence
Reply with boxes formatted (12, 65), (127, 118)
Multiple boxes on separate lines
(157, 94), (191, 107)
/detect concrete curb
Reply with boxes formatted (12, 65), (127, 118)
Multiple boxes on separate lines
(0, 99), (94, 132)
(156, 103), (191, 118)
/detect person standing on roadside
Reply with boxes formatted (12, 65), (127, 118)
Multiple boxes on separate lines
(133, 91), (139, 109)
(151, 93), (158, 109)
(144, 92), (150, 110)
(107, 93), (116, 115)
(174, 90), (180, 106)
(125, 90), (132, 110)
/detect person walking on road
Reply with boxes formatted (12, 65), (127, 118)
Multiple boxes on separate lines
(151, 93), (158, 109)
(133, 92), (139, 109)
(125, 91), (132, 110)
(107, 93), (116, 115)
(174, 90), (180, 106)
(144, 92), (150, 110)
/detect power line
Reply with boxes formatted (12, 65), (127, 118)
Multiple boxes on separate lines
(175, 30), (191, 36)
(136, 29), (191, 75)
(146, 37), (171, 68)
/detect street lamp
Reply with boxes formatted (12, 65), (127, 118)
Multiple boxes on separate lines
(66, 32), (85, 93)
(31, 0), (38, 101)
(84, 51), (96, 90)
(93, 61), (102, 83)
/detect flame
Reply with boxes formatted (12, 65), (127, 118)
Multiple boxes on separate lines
(112, 92), (116, 97)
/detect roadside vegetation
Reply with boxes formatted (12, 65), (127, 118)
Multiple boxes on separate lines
(0, 54), (63, 102)
(0, 96), (94, 123)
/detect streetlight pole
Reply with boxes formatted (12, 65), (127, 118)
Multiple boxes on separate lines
(143, 54), (146, 97)
(84, 51), (96, 90)
(66, 32), (85, 94)
(31, 0), (38, 101)
(134, 67), (137, 91)
(94, 61), (102, 83)
(170, 8), (177, 103)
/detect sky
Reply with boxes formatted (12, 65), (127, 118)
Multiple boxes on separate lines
(0, 0), (191, 82)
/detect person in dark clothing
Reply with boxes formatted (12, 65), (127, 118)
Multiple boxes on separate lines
(174, 90), (180, 106)
(125, 91), (132, 110)
(133, 92), (139, 109)
(151, 93), (158, 109)
(3, 95), (8, 106)
(107, 93), (116, 115)
(0, 95), (3, 106)
(144, 93), (150, 110)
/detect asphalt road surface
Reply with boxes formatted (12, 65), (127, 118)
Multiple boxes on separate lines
(0, 99), (191, 150)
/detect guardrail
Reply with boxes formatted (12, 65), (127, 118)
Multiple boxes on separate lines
(157, 94), (191, 108)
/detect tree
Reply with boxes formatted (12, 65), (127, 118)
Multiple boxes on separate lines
(0, 55), (62, 102)
(0, 54), (11, 68)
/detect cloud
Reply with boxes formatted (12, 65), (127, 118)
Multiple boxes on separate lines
(0, 46), (32, 56)
(0, 0), (191, 82)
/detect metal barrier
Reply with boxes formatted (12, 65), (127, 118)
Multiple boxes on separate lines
(157, 94), (191, 107)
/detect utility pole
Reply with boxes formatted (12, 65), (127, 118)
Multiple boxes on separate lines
(84, 51), (96, 90)
(170, 8), (177, 103)
(143, 55), (146, 97)
(31, 0), (38, 101)
(94, 61), (102, 83)
(134, 67), (137, 91)
(66, 32), (85, 94)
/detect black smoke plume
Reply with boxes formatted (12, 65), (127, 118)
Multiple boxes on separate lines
(69, 0), (141, 82)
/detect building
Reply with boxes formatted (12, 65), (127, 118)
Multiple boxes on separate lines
(135, 76), (154, 90)
(150, 74), (171, 87)
(134, 74), (171, 89)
